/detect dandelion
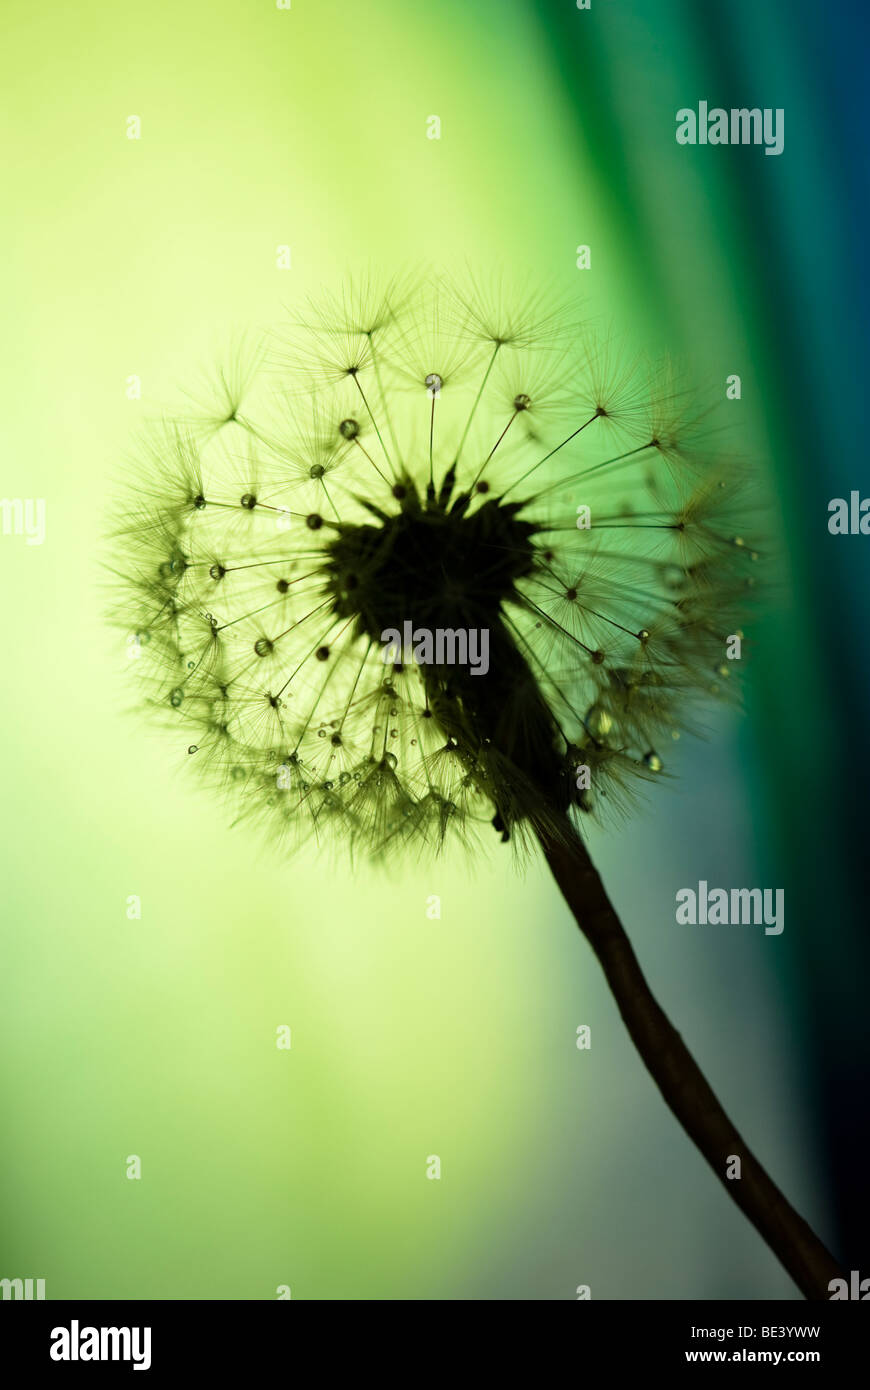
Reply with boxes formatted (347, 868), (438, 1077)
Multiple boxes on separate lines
(113, 272), (842, 1298)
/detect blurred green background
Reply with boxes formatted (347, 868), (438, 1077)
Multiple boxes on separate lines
(1, 0), (865, 1298)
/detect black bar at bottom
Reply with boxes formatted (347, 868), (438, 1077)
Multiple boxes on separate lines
(1, 1299), (867, 1375)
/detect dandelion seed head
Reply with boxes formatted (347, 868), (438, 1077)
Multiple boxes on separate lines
(113, 274), (760, 859)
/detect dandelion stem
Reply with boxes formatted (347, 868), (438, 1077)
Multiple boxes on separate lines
(368, 335), (403, 469)
(454, 343), (500, 465)
(539, 819), (845, 1301)
(351, 374), (395, 480)
(501, 413), (599, 498)
(529, 442), (655, 502)
(429, 394), (436, 488)
(471, 409), (519, 490)
(352, 435), (392, 489)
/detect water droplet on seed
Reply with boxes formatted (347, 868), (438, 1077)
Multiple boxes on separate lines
(585, 704), (613, 738)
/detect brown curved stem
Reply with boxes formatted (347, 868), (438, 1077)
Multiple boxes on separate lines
(540, 817), (845, 1301)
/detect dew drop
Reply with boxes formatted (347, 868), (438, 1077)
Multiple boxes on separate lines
(209, 564), (226, 581)
(425, 373), (442, 396)
(309, 464), (325, 479)
(643, 750), (663, 772)
(188, 744), (198, 755)
(585, 704), (613, 738)
(339, 418), (360, 440)
(169, 688), (184, 708)
(383, 751), (398, 769)
(513, 392), (531, 411)
(254, 638), (273, 658)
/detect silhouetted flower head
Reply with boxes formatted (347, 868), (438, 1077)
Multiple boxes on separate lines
(114, 273), (758, 858)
